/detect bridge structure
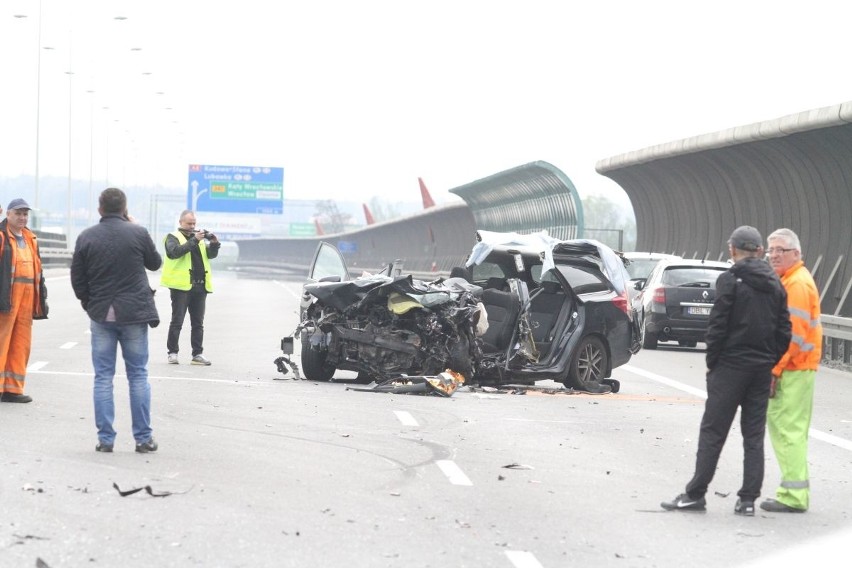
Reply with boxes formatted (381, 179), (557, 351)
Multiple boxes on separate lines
(596, 101), (852, 318)
(234, 161), (583, 277)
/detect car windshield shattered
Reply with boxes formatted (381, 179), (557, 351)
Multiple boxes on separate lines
(279, 231), (640, 394)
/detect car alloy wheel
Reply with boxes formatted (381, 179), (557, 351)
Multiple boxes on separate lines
(568, 336), (608, 391)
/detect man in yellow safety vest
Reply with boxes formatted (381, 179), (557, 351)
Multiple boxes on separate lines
(160, 210), (220, 366)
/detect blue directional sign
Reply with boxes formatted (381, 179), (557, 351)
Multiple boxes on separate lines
(187, 164), (284, 214)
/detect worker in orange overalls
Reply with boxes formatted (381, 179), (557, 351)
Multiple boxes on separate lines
(0, 198), (48, 404)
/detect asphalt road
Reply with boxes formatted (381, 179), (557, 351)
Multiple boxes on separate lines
(1, 269), (850, 568)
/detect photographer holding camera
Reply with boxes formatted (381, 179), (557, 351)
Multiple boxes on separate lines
(160, 209), (220, 365)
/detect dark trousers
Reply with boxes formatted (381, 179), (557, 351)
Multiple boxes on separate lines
(167, 287), (207, 356)
(685, 362), (772, 502)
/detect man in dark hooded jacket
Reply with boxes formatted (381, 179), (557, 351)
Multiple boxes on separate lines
(662, 225), (791, 516)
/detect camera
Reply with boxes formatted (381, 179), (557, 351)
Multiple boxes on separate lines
(199, 229), (213, 240)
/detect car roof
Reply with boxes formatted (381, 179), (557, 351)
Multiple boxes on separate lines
(656, 258), (730, 269)
(623, 252), (682, 260)
(466, 230), (630, 294)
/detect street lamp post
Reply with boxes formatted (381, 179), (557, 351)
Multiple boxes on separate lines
(65, 31), (74, 241)
(87, 89), (95, 225)
(12, 1), (44, 210)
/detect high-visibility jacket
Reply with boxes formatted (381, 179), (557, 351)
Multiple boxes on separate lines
(160, 231), (213, 292)
(772, 260), (822, 376)
(0, 221), (46, 318)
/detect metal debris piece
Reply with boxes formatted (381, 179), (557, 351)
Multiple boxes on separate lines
(502, 463), (535, 470)
(273, 355), (302, 380)
(112, 482), (192, 498)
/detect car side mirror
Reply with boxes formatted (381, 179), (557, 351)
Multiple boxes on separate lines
(633, 279), (645, 290)
(318, 275), (342, 283)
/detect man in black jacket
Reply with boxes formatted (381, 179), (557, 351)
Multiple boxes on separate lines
(71, 188), (162, 454)
(661, 226), (791, 516)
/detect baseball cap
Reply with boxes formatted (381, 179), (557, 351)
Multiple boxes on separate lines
(7, 198), (31, 211)
(728, 225), (763, 252)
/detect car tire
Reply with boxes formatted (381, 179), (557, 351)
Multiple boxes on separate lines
(566, 336), (609, 391)
(301, 334), (335, 381)
(354, 371), (376, 384)
(447, 334), (474, 379)
(641, 319), (658, 350)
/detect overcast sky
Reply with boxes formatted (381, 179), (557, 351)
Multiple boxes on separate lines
(1, 0), (850, 211)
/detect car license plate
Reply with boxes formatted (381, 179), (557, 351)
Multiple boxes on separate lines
(687, 306), (711, 315)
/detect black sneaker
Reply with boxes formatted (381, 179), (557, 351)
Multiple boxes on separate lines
(95, 442), (114, 453)
(1, 392), (33, 403)
(734, 498), (755, 516)
(661, 493), (706, 511)
(759, 499), (806, 513)
(135, 438), (158, 453)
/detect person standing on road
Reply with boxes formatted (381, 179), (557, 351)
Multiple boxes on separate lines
(71, 188), (162, 453)
(760, 228), (822, 514)
(0, 199), (48, 404)
(662, 226), (791, 516)
(160, 210), (219, 366)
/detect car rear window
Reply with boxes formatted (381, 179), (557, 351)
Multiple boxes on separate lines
(661, 267), (726, 287)
(471, 262), (508, 282)
(556, 265), (610, 294)
(626, 259), (661, 280)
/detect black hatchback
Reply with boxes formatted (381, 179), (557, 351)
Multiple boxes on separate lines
(634, 258), (730, 349)
(291, 232), (640, 393)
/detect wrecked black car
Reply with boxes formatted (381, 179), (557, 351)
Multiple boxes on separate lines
(281, 231), (640, 392)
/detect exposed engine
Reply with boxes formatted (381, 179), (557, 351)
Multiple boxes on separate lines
(295, 274), (484, 381)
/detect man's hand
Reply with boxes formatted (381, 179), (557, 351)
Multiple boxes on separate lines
(770, 375), (780, 398)
(193, 230), (206, 241)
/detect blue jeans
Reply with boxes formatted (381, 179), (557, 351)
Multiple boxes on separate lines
(90, 321), (153, 445)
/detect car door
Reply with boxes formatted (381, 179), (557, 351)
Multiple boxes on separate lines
(308, 241), (350, 283)
(302, 242), (351, 314)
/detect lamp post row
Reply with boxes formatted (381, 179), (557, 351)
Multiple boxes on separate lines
(11, 9), (172, 242)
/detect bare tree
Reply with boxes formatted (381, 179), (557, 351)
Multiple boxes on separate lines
(314, 200), (353, 234)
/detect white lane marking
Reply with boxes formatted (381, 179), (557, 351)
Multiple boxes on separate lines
(27, 361), (49, 372)
(622, 364), (707, 399)
(810, 430), (852, 451)
(393, 410), (418, 426)
(273, 280), (302, 299)
(435, 460), (473, 486)
(505, 550), (544, 568)
(26, 369), (277, 386)
(59, 342), (78, 349)
(622, 364), (852, 451)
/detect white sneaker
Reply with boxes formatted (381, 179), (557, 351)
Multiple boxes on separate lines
(191, 354), (212, 366)
(168, 353), (179, 365)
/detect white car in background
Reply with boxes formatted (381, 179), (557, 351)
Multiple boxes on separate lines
(624, 252), (682, 284)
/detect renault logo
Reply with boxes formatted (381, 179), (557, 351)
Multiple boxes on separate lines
(702, 290), (709, 300)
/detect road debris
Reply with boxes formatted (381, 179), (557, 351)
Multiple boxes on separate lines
(348, 370), (466, 397)
(112, 482), (192, 498)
